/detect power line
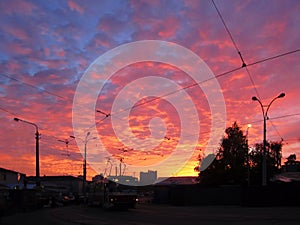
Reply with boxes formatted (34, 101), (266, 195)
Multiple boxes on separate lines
(211, 0), (260, 99)
(241, 112), (300, 126)
(2, 47), (299, 152)
(0, 72), (68, 101)
(84, 46), (299, 139)
(0, 105), (18, 116)
(211, 0), (245, 66)
(247, 49), (300, 67)
(269, 120), (284, 141)
(111, 45), (299, 120)
(113, 66), (243, 118)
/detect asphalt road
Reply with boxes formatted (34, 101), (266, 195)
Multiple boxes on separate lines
(1, 204), (300, 225)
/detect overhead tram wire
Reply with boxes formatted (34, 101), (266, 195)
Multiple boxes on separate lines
(182, 112), (300, 147)
(241, 112), (300, 126)
(2, 50), (298, 147)
(69, 65), (244, 139)
(247, 49), (300, 67)
(84, 47), (300, 137)
(0, 72), (68, 101)
(0, 105), (18, 116)
(211, 0), (244, 64)
(270, 112), (300, 120)
(211, 0), (261, 100)
(4, 53), (297, 140)
(108, 45), (299, 120)
(112, 66), (243, 118)
(269, 120), (284, 142)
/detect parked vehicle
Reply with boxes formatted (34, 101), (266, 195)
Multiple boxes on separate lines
(87, 179), (138, 209)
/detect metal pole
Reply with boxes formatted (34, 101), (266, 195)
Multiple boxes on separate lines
(70, 132), (95, 194)
(35, 130), (40, 186)
(262, 116), (267, 186)
(14, 118), (40, 187)
(83, 141), (87, 194)
(252, 93), (285, 186)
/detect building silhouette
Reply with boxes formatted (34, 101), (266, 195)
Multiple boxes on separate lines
(0, 167), (25, 189)
(283, 154), (300, 172)
(140, 170), (157, 185)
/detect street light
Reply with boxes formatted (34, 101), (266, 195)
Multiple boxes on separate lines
(70, 132), (96, 194)
(58, 139), (72, 156)
(14, 117), (40, 187)
(252, 92), (285, 186)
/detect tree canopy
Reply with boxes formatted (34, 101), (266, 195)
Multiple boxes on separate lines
(196, 122), (282, 186)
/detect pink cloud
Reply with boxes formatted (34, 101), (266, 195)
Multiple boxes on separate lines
(1, 0), (299, 178)
(157, 17), (180, 38)
(0, 0), (36, 15)
(4, 42), (32, 55)
(1, 25), (29, 41)
(67, 0), (84, 14)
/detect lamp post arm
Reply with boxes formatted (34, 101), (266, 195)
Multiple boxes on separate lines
(14, 118), (39, 132)
(15, 118), (39, 132)
(266, 96), (280, 118)
(255, 98), (265, 118)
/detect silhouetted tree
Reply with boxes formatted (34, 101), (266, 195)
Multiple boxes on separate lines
(248, 141), (282, 184)
(198, 122), (248, 185)
(196, 122), (283, 186)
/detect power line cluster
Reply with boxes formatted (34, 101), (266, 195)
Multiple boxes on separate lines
(1, 1), (300, 172)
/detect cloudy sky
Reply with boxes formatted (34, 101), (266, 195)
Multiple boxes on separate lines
(0, 0), (299, 180)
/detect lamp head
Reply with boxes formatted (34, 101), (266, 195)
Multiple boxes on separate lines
(14, 117), (20, 122)
(252, 96), (258, 101)
(278, 93), (285, 98)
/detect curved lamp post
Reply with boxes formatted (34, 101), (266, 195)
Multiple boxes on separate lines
(14, 117), (40, 187)
(70, 132), (96, 194)
(252, 93), (285, 186)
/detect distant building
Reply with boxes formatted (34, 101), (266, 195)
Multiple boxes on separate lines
(107, 175), (139, 186)
(92, 174), (105, 182)
(273, 154), (300, 183)
(140, 170), (157, 185)
(282, 154), (300, 172)
(26, 175), (83, 193)
(155, 176), (198, 186)
(0, 167), (26, 189)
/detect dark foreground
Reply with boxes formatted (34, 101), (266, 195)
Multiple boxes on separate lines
(1, 204), (300, 225)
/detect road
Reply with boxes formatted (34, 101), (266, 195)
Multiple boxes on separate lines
(1, 204), (300, 225)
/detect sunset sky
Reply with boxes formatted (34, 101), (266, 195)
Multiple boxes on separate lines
(0, 0), (299, 181)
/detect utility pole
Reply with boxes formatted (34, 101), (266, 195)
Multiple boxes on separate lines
(14, 117), (40, 187)
(70, 132), (95, 195)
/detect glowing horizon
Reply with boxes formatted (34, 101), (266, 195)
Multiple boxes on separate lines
(0, 0), (299, 181)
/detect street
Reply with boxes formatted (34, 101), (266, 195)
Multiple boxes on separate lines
(1, 204), (300, 225)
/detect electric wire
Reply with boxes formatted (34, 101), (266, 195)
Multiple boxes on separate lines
(0, 105), (18, 116)
(6, 47), (298, 146)
(1, 4), (300, 170)
(247, 49), (300, 67)
(0, 72), (68, 101)
(211, 0), (261, 99)
(269, 120), (284, 142)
